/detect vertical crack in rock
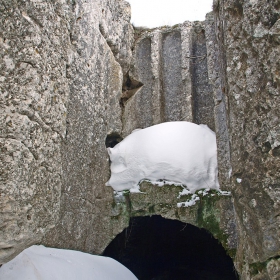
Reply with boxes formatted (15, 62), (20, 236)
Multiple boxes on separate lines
(190, 23), (215, 131)
(122, 36), (153, 136)
(205, 12), (232, 189)
(120, 72), (143, 107)
(161, 31), (184, 122)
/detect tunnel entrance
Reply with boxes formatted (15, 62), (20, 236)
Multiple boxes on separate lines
(103, 216), (238, 280)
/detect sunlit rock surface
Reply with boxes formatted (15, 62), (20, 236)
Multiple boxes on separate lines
(1, 0), (279, 279)
(0, 0), (133, 263)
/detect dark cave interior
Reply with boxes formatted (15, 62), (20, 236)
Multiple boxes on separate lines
(103, 215), (239, 280)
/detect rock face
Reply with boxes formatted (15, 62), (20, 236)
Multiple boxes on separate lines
(42, 0), (133, 256)
(0, 0), (133, 263)
(211, 0), (280, 278)
(114, 21), (237, 269)
(122, 22), (215, 137)
(1, 0), (280, 279)
(0, 0), (71, 263)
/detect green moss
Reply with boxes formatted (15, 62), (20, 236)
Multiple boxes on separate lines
(195, 190), (235, 258)
(249, 261), (267, 276)
(122, 190), (130, 196)
(111, 185), (235, 259)
(148, 205), (155, 214)
(111, 190), (132, 222)
(249, 256), (280, 276)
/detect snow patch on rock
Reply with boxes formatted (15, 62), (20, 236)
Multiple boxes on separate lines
(106, 122), (220, 193)
(0, 245), (137, 280)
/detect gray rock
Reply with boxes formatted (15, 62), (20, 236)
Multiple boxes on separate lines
(0, 0), (133, 263)
(0, 0), (70, 263)
(122, 22), (215, 136)
(1, 1), (279, 279)
(210, 0), (280, 278)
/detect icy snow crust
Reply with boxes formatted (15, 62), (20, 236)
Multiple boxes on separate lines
(106, 122), (220, 193)
(0, 245), (137, 280)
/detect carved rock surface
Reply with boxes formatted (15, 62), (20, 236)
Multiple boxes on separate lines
(0, 0), (70, 264)
(1, 0), (280, 279)
(0, 0), (133, 264)
(122, 22), (215, 136)
(42, 0), (133, 256)
(209, 0), (280, 278)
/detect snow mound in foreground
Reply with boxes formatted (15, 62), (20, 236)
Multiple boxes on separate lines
(0, 245), (137, 280)
(106, 121), (220, 192)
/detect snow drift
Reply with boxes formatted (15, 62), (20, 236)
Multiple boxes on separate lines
(0, 245), (137, 280)
(106, 121), (220, 192)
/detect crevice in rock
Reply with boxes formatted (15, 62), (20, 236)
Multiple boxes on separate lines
(105, 133), (123, 148)
(99, 23), (118, 57)
(103, 215), (239, 280)
(120, 72), (143, 107)
(190, 24), (215, 131)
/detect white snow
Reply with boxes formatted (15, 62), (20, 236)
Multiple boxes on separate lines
(0, 245), (137, 280)
(177, 188), (192, 198)
(218, 190), (231, 196)
(237, 178), (242, 183)
(106, 122), (220, 193)
(177, 188), (231, 208)
(177, 194), (200, 208)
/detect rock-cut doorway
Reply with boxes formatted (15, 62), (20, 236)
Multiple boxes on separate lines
(103, 215), (239, 280)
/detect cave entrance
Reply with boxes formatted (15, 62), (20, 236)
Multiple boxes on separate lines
(103, 215), (238, 280)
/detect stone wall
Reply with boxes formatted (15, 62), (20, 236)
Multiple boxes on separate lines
(43, 0), (133, 256)
(116, 20), (238, 269)
(0, 0), (71, 263)
(0, 0), (133, 263)
(209, 0), (280, 278)
(119, 1), (280, 278)
(122, 22), (215, 136)
(1, 0), (280, 279)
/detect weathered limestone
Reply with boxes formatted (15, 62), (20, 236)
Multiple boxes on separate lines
(208, 0), (280, 278)
(1, 0), (279, 279)
(0, 0), (133, 263)
(0, 0), (71, 263)
(42, 0), (133, 255)
(118, 20), (237, 268)
(119, 1), (280, 278)
(122, 22), (215, 137)
(111, 181), (237, 260)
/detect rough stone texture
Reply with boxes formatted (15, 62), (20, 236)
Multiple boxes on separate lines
(1, 0), (280, 279)
(42, 0), (133, 255)
(111, 181), (237, 259)
(0, 0), (133, 264)
(209, 0), (280, 279)
(161, 30), (184, 122)
(205, 12), (232, 190)
(122, 36), (153, 135)
(191, 22), (215, 131)
(122, 22), (215, 136)
(0, 0), (71, 264)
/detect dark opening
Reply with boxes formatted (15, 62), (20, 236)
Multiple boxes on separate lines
(121, 72), (143, 107)
(103, 216), (239, 280)
(105, 133), (123, 148)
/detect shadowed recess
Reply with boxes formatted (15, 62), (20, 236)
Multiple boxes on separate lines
(103, 215), (239, 280)
(121, 72), (144, 107)
(105, 133), (123, 148)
